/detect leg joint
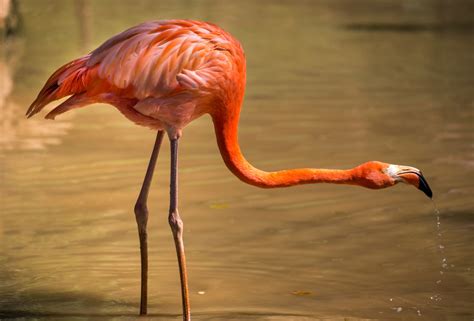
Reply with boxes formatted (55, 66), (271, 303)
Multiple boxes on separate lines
(134, 202), (148, 215)
(168, 210), (183, 232)
(134, 201), (149, 227)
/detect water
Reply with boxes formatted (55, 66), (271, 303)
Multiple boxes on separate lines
(431, 202), (444, 305)
(1, 0), (473, 320)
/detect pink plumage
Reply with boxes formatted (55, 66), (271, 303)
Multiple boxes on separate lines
(27, 19), (245, 131)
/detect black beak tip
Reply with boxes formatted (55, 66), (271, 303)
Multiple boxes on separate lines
(417, 173), (433, 199)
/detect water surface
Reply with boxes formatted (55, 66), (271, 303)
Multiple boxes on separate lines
(1, 0), (473, 320)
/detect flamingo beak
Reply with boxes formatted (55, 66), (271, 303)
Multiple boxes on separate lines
(417, 173), (433, 198)
(397, 168), (433, 198)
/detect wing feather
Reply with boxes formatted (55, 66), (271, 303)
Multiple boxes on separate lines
(86, 20), (231, 99)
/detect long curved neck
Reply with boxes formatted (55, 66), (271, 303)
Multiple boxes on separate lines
(212, 110), (360, 188)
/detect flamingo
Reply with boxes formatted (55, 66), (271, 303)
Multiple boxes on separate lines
(26, 20), (432, 320)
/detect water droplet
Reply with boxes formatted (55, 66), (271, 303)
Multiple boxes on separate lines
(431, 200), (448, 297)
(432, 200), (440, 215)
(430, 294), (442, 301)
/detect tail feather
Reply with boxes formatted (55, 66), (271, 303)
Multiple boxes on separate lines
(26, 55), (91, 118)
(44, 93), (94, 120)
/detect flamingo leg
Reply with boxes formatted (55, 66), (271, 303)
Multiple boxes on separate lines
(134, 130), (164, 315)
(168, 137), (191, 321)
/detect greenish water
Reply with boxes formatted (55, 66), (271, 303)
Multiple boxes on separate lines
(1, 0), (473, 320)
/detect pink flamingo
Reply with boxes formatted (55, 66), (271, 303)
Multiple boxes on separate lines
(26, 20), (432, 320)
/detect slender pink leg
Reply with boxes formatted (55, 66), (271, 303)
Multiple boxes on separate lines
(168, 137), (191, 321)
(134, 130), (164, 315)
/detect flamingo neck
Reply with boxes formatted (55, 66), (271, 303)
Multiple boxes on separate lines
(212, 111), (360, 188)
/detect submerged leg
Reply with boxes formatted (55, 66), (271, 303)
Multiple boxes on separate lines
(168, 136), (191, 321)
(134, 130), (164, 315)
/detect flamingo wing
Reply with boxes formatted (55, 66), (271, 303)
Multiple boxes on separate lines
(27, 20), (235, 119)
(88, 20), (232, 99)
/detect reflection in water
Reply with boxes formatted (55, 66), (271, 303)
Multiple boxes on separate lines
(0, 0), (20, 36)
(0, 36), (73, 151)
(0, 0), (94, 152)
(1, 0), (473, 320)
(74, 0), (92, 51)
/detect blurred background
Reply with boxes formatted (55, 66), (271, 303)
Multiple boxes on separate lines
(0, 0), (473, 320)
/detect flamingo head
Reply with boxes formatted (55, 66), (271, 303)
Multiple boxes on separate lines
(355, 161), (433, 198)
(386, 164), (433, 198)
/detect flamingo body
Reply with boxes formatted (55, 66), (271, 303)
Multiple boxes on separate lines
(27, 20), (245, 135)
(27, 19), (432, 319)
